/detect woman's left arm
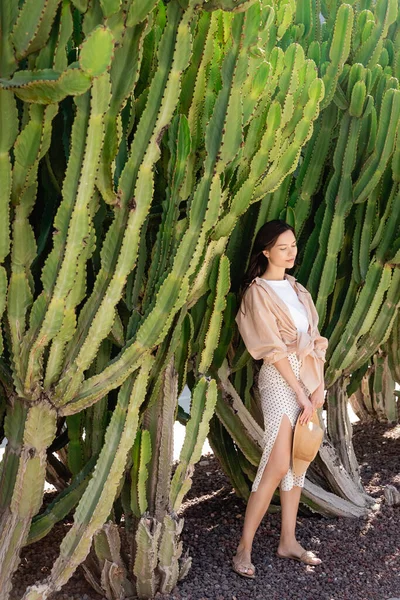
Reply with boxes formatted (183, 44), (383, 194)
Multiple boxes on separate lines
(310, 378), (325, 409)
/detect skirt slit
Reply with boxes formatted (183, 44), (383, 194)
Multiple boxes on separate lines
(251, 352), (310, 493)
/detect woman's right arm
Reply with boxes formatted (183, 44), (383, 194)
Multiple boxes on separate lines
(271, 357), (314, 425)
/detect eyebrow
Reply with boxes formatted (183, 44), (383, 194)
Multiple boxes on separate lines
(276, 242), (297, 246)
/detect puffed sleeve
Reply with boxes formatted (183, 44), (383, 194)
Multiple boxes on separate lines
(235, 282), (289, 364)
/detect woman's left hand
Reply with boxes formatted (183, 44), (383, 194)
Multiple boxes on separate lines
(310, 388), (325, 410)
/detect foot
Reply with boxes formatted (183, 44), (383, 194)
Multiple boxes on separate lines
(232, 542), (255, 577)
(277, 540), (321, 565)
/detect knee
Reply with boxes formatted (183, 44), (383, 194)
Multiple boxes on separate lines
(271, 456), (291, 480)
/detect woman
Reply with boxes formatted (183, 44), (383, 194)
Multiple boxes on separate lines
(231, 219), (329, 579)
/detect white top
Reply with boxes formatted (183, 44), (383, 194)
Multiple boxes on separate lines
(260, 278), (309, 333)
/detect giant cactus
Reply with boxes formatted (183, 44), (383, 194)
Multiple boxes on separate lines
(0, 0), (399, 597)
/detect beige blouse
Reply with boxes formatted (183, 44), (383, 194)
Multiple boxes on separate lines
(235, 274), (329, 395)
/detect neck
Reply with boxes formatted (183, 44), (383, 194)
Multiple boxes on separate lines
(260, 269), (287, 281)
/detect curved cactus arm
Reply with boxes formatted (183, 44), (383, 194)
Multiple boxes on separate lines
(349, 268), (400, 375)
(26, 455), (97, 545)
(320, 3), (353, 110)
(54, 5), (194, 405)
(214, 382), (262, 473)
(53, 0), (73, 71)
(0, 67), (92, 104)
(2, 24), (114, 104)
(0, 90), (17, 358)
(326, 260), (392, 383)
(127, 0), (159, 27)
(96, 19), (147, 204)
(21, 73), (111, 398)
(180, 12), (218, 201)
(57, 1), (189, 384)
(59, 6), (251, 407)
(11, 0), (61, 61)
(359, 186), (380, 279)
(198, 254), (231, 374)
(59, 283), (190, 413)
(7, 102), (58, 393)
(314, 114), (364, 324)
(354, 0), (398, 68)
(0, 402), (57, 598)
(290, 102), (337, 230)
(187, 237), (228, 308)
(0, 1), (18, 77)
(169, 377), (218, 511)
(213, 72), (324, 240)
(130, 429), (152, 518)
(216, 359), (263, 447)
(43, 191), (99, 390)
(353, 88), (400, 204)
(207, 414), (251, 501)
(21, 354), (153, 600)
(142, 114), (191, 309)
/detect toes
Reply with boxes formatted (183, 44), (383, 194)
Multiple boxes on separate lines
(243, 566), (254, 575)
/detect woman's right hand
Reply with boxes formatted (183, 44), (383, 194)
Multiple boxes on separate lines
(296, 389), (313, 425)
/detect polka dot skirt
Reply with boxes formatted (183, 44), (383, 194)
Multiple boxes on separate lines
(252, 352), (311, 493)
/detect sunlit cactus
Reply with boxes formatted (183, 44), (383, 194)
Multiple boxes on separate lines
(0, 0), (399, 598)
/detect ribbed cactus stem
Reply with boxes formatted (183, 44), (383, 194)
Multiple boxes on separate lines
(54, 2), (193, 405)
(21, 355), (153, 600)
(21, 72), (112, 397)
(0, 402), (57, 599)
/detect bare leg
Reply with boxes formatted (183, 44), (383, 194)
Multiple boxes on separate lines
(278, 485), (321, 564)
(232, 415), (293, 576)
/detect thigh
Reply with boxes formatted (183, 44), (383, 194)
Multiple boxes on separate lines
(259, 414), (293, 484)
(268, 413), (293, 466)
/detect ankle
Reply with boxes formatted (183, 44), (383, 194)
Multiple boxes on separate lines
(237, 540), (252, 552)
(278, 536), (297, 549)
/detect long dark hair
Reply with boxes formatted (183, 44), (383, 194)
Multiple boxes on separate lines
(239, 219), (297, 304)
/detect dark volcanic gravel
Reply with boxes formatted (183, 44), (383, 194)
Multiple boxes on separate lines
(11, 422), (400, 600)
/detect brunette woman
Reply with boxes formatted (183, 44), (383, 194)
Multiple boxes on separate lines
(231, 220), (329, 578)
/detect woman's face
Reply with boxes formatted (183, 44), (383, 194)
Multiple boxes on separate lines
(262, 230), (297, 267)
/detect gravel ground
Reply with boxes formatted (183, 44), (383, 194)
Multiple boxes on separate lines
(11, 422), (400, 600)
